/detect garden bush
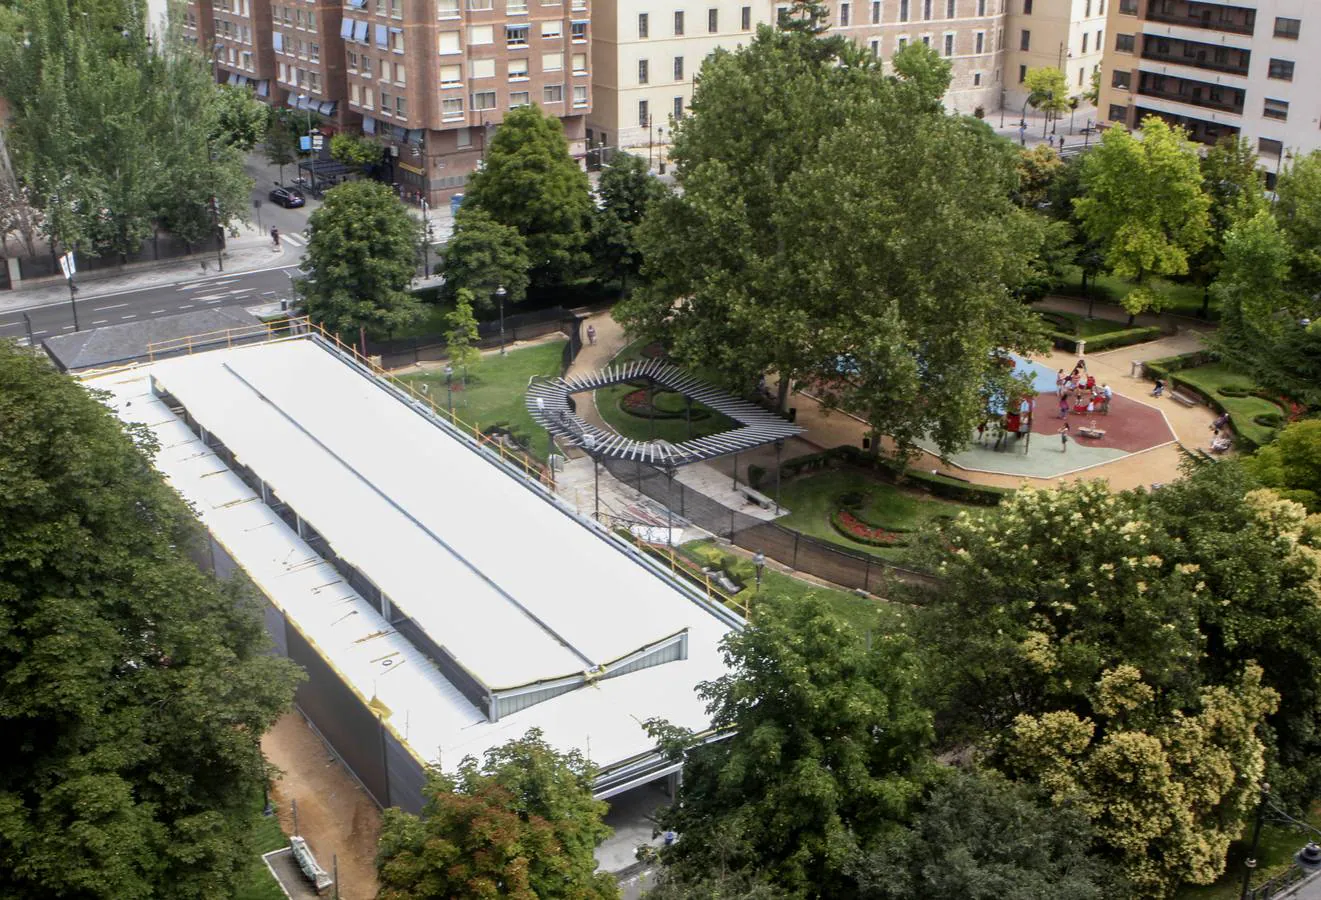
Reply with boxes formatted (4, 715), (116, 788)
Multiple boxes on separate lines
(1143, 350), (1218, 382)
(829, 509), (910, 547)
(1254, 412), (1285, 429)
(1079, 326), (1163, 352)
(1217, 385), (1257, 398)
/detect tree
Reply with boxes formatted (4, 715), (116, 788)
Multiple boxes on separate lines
(0, 129), (40, 256)
(1275, 150), (1321, 295)
(460, 105), (594, 286)
(642, 869), (781, 899)
(1023, 67), (1070, 127)
(1192, 136), (1266, 317)
(298, 180), (423, 338)
(1014, 144), (1063, 209)
(1083, 69), (1101, 106)
(1074, 117), (1211, 323)
(210, 83), (268, 151)
(264, 116), (299, 184)
(850, 768), (1120, 900)
(647, 595), (933, 898)
(889, 41), (952, 110)
(440, 206), (532, 304)
(0, 343), (301, 899)
(591, 151), (667, 290)
(445, 288), (482, 380)
(329, 132), (382, 171)
(1213, 210), (1295, 352)
(376, 729), (617, 900)
(1245, 420), (1321, 511)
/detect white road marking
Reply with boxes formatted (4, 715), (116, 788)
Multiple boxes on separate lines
(177, 304), (194, 309)
(93, 319), (109, 325)
(150, 309), (166, 314)
(194, 293), (227, 301)
(178, 278), (237, 291)
(120, 314), (137, 320)
(32, 330), (47, 335)
(202, 299), (223, 304)
(62, 324), (75, 330)
(94, 302), (129, 311)
(282, 233), (304, 246)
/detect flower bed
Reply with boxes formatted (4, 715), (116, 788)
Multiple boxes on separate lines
(830, 509), (908, 547)
(619, 386), (711, 420)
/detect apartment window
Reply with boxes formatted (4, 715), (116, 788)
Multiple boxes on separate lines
(975, 30), (983, 52)
(973, 71), (981, 85)
(510, 90), (530, 106)
(742, 5), (751, 28)
(674, 10), (684, 33)
(390, 0), (401, 16)
(1081, 33), (1087, 52)
(543, 83), (563, 102)
(395, 62), (406, 83)
(639, 12), (649, 36)
(1118, 0), (1135, 14)
(639, 99), (650, 124)
(390, 29), (403, 51)
(946, 0), (953, 16)
(362, 86), (373, 108)
(396, 96), (407, 118)
(1264, 98), (1289, 121)
(440, 63), (461, 85)
(708, 7), (717, 31)
(898, 35), (907, 48)
(571, 21), (587, 40)
(443, 97), (464, 117)
(573, 84), (588, 105)
(1107, 103), (1126, 120)
(349, 82), (361, 105)
(437, 0), (459, 14)
(977, 0), (984, 13)
(1111, 69), (1130, 89)
(543, 51), (563, 71)
(638, 58), (649, 83)
(572, 52), (587, 71)
(509, 57), (529, 77)
(541, 20), (562, 37)
(673, 95), (683, 119)
(1115, 32), (1133, 52)
(508, 0), (528, 11)
(456, 127), (472, 147)
(839, 2), (849, 25)
(1022, 0), (1030, 11)
(1096, 28), (1101, 46)
(1019, 28), (1029, 50)
(1259, 137), (1283, 157)
(943, 32), (953, 55)
(1268, 59), (1295, 81)
(871, 0), (879, 23)
(241, 49), (253, 69)
(674, 55), (684, 79)
(1017, 63), (1025, 82)
(468, 0), (493, 8)
(1274, 17), (1300, 40)
(470, 24), (493, 43)
(870, 38), (879, 55)
(1077, 65), (1083, 85)
(505, 23), (528, 45)
(921, 33), (929, 45)
(922, 0), (931, 19)
(472, 57), (495, 77)
(1084, 0), (1090, 14)
(473, 89), (496, 109)
(899, 0), (908, 21)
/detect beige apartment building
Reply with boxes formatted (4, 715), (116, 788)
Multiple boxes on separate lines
(1004, 0), (1107, 109)
(1098, 0), (1318, 179)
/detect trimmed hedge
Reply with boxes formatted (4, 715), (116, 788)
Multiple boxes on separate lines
(1076, 326), (1163, 352)
(1143, 350), (1218, 382)
(749, 445), (1011, 506)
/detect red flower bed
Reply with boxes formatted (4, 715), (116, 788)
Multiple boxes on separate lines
(831, 509), (902, 546)
(622, 389), (651, 412)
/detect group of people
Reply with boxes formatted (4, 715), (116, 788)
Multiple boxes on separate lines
(1056, 360), (1112, 419)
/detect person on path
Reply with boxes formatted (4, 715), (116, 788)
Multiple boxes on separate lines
(270, 226), (281, 248)
(586, 323), (596, 346)
(1059, 395), (1070, 419)
(1048, 135), (1055, 149)
(1059, 424), (1070, 452)
(1056, 369), (1065, 395)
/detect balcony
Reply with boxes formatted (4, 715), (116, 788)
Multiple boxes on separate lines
(1145, 1), (1255, 36)
(1134, 106), (1239, 145)
(1137, 72), (1244, 115)
(1140, 34), (1248, 75)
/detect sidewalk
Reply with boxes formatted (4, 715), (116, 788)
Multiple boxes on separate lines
(986, 101), (1102, 152)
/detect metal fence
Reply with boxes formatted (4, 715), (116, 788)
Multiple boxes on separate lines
(16, 231), (224, 280)
(366, 306), (583, 369)
(603, 457), (937, 594)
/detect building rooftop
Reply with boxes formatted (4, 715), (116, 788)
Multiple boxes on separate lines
(85, 336), (735, 785)
(43, 307), (262, 372)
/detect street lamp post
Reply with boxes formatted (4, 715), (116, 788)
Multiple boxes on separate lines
(444, 364), (453, 415)
(1238, 784), (1321, 900)
(1043, 91), (1054, 139)
(421, 198), (431, 275)
(753, 551), (765, 595)
(495, 284), (507, 354)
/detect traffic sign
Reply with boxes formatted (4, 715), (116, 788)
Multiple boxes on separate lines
(58, 251), (76, 280)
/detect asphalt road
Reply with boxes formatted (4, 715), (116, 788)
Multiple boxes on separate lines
(0, 263), (304, 344)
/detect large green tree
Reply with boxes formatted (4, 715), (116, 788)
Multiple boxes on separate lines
(376, 729), (617, 900)
(440, 206), (532, 304)
(591, 151), (667, 290)
(0, 343), (301, 899)
(647, 595), (932, 898)
(210, 83), (269, 152)
(1275, 150), (1321, 295)
(1245, 419), (1321, 511)
(298, 180), (423, 338)
(460, 105), (594, 287)
(1074, 116), (1211, 322)
(1192, 136), (1266, 317)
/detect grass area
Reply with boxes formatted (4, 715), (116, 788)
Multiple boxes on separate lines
(593, 338), (740, 443)
(681, 539), (887, 632)
(1038, 309), (1133, 338)
(1058, 267), (1212, 320)
(1172, 362), (1283, 448)
(398, 338), (567, 460)
(234, 795), (289, 900)
(1177, 809), (1321, 899)
(773, 470), (968, 563)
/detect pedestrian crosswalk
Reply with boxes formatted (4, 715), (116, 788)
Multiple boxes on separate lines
(281, 232), (304, 247)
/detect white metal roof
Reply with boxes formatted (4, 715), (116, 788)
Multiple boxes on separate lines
(84, 338), (733, 775)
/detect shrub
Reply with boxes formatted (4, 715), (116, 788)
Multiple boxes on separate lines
(774, 446), (1010, 506)
(1254, 412), (1285, 429)
(1144, 350), (1218, 382)
(747, 464), (767, 489)
(829, 509), (909, 547)
(1080, 326), (1163, 352)
(1217, 385), (1256, 398)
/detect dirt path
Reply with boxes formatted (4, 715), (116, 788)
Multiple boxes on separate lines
(262, 713), (382, 900)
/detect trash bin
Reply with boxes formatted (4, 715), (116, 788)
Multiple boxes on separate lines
(1130, 360), (1143, 378)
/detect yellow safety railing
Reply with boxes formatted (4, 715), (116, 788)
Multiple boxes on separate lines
(621, 527), (752, 622)
(143, 316), (553, 489)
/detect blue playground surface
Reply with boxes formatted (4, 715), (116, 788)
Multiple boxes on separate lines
(1010, 353), (1061, 394)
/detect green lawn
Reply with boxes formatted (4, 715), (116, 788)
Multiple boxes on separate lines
(681, 539), (890, 632)
(593, 338), (740, 443)
(772, 470), (968, 563)
(1172, 362), (1283, 448)
(234, 795), (289, 900)
(1058, 267), (1213, 320)
(1038, 309), (1133, 338)
(1177, 809), (1321, 899)
(398, 338), (567, 460)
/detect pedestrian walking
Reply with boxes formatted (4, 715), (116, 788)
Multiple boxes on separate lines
(270, 226), (281, 249)
(1059, 137), (1066, 153)
(586, 323), (596, 346)
(1059, 395), (1070, 419)
(1048, 134), (1055, 149)
(1059, 424), (1070, 452)
(1056, 369), (1065, 395)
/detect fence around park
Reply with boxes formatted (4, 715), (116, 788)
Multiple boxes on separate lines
(603, 456), (939, 595)
(364, 306), (585, 370)
(13, 231), (224, 281)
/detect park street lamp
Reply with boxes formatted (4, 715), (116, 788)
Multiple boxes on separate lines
(753, 551), (765, 594)
(495, 283), (507, 354)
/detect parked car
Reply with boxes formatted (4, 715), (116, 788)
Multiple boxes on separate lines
(269, 186), (306, 209)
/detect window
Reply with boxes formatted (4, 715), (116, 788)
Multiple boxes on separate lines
(839, 2), (849, 25)
(1019, 28), (1029, 50)
(574, 84), (588, 105)
(390, 0), (401, 16)
(1107, 103), (1126, 121)
(899, 0), (908, 21)
(1095, 28), (1101, 46)
(472, 58), (495, 77)
(508, 0), (528, 11)
(922, 0), (931, 19)
(468, 0), (492, 8)
(869, 38), (878, 54)
(871, 0), (879, 22)
(440, 63), (462, 85)
(541, 20), (561, 37)
(396, 96), (406, 118)
(946, 0), (953, 16)
(348, 49), (359, 70)
(977, 0), (984, 13)
(1274, 17), (1300, 39)
(921, 33), (929, 45)
(362, 86), (373, 108)
(543, 51), (563, 70)
(438, 0), (459, 15)
(241, 49), (252, 69)
(943, 32), (953, 54)
(505, 23), (528, 45)
(1115, 33), (1133, 51)
(509, 57), (529, 77)
(472, 89), (496, 109)
(638, 58), (649, 83)
(639, 99), (649, 125)
(674, 10), (684, 33)
(443, 97), (464, 117)
(540, 83), (561, 102)
(1111, 69), (1130, 89)
(510, 90), (530, 106)
(1084, 0), (1090, 14)
(708, 7), (717, 31)
(456, 126), (472, 147)
(1081, 33), (1087, 52)
(975, 30), (983, 52)
(1118, 0), (1135, 14)
(742, 5), (751, 28)
(1264, 98), (1289, 121)
(1022, 0), (1030, 12)
(572, 51), (587, 71)
(1259, 137), (1283, 157)
(897, 35), (907, 48)
(390, 28), (403, 51)
(469, 24), (493, 43)
(1268, 59), (1295, 81)
(1017, 63), (1025, 82)
(350, 82), (361, 105)
(674, 95), (683, 119)
(379, 58), (388, 79)
(674, 55), (683, 79)
(973, 71), (981, 85)
(438, 30), (460, 52)
(571, 20), (586, 40)
(638, 12), (649, 36)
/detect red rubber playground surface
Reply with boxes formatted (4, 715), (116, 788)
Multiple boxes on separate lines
(1021, 391), (1175, 452)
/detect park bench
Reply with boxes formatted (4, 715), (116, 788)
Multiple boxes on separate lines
(1079, 426), (1107, 439)
(1170, 390), (1200, 407)
(736, 484), (776, 510)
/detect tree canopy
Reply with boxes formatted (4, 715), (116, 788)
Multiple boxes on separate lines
(0, 342), (301, 899)
(591, 151), (667, 290)
(440, 206), (532, 305)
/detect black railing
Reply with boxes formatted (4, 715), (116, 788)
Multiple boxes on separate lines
(1145, 9), (1255, 35)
